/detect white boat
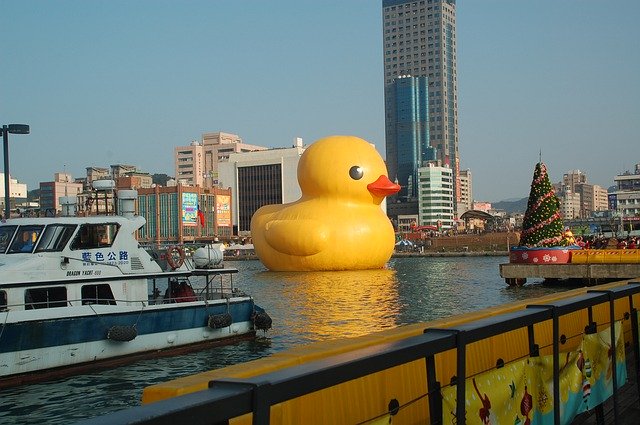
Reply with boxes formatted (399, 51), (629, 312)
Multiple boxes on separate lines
(0, 190), (270, 388)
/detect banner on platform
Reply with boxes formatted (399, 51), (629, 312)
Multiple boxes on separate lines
(442, 322), (626, 425)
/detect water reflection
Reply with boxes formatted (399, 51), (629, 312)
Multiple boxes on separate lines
(388, 257), (569, 324)
(252, 268), (400, 344)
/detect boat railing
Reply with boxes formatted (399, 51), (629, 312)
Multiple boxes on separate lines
(79, 281), (640, 425)
(148, 289), (243, 305)
(142, 242), (227, 272)
(146, 266), (241, 305)
(2, 298), (139, 311)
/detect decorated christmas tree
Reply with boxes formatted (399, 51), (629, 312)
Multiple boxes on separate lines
(519, 162), (566, 247)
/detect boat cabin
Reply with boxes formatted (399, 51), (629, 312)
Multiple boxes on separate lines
(0, 215), (158, 312)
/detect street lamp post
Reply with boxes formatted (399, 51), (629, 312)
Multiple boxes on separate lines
(1, 124), (30, 220)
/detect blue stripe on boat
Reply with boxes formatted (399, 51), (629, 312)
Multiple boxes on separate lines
(0, 300), (255, 353)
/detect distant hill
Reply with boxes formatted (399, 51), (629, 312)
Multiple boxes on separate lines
(492, 197), (528, 214)
(27, 189), (40, 201)
(152, 173), (173, 186)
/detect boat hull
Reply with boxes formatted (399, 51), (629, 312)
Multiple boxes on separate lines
(0, 298), (257, 387)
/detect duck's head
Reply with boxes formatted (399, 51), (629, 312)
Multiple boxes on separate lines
(298, 135), (400, 204)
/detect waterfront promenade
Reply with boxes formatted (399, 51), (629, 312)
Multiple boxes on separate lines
(396, 231), (519, 253)
(223, 232), (517, 261)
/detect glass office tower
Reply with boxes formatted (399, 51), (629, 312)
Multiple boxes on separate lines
(390, 75), (430, 199)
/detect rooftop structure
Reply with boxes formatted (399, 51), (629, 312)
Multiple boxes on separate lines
(217, 142), (305, 233)
(174, 132), (267, 188)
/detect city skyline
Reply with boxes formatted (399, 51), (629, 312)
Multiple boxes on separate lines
(2, 0), (638, 202)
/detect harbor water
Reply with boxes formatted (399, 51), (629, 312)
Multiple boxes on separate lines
(0, 256), (574, 424)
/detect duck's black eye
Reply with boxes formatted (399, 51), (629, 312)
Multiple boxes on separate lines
(349, 166), (364, 180)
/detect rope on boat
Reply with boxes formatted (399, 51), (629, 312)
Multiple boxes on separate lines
(0, 311), (9, 343)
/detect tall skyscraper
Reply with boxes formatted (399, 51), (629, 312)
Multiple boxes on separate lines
(383, 0), (459, 206)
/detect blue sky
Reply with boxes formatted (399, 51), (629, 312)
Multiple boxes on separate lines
(2, 0), (639, 202)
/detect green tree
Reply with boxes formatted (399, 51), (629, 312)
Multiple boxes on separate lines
(519, 162), (565, 247)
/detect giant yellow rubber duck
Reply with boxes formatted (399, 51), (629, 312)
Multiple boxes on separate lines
(251, 135), (401, 271)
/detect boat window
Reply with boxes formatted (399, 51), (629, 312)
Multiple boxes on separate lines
(0, 225), (18, 254)
(8, 225), (45, 254)
(25, 287), (67, 309)
(70, 223), (120, 250)
(35, 224), (78, 252)
(0, 291), (7, 311)
(81, 284), (116, 305)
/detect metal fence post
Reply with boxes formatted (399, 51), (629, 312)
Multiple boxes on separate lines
(551, 307), (560, 425)
(425, 354), (442, 425)
(630, 302), (640, 406)
(252, 382), (272, 425)
(588, 289), (620, 424)
(527, 323), (539, 357)
(455, 330), (466, 425)
(628, 282), (640, 407)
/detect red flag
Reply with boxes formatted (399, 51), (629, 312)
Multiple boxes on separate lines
(198, 209), (205, 227)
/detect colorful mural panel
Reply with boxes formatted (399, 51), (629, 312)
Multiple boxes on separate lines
(442, 322), (626, 425)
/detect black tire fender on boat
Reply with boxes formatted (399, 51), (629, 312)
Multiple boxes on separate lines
(107, 325), (138, 342)
(252, 311), (272, 332)
(208, 313), (233, 329)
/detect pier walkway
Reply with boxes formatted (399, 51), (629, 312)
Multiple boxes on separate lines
(81, 280), (640, 425)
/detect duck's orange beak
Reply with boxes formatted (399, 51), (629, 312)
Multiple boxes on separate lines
(367, 175), (401, 198)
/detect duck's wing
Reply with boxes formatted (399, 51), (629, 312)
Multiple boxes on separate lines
(264, 219), (330, 256)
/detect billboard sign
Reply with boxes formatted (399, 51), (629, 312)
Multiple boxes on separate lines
(607, 193), (617, 211)
(182, 192), (198, 227)
(216, 195), (231, 227)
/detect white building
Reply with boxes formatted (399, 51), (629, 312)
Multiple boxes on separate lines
(457, 169), (472, 216)
(0, 173), (28, 214)
(559, 188), (581, 219)
(217, 139), (305, 233)
(555, 170), (609, 218)
(613, 163), (640, 217)
(417, 163), (454, 229)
